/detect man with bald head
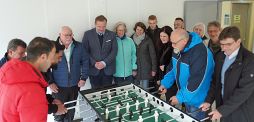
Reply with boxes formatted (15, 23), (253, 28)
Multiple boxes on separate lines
(49, 26), (89, 122)
(158, 29), (214, 120)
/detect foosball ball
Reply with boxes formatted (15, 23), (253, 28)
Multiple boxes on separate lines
(71, 81), (206, 122)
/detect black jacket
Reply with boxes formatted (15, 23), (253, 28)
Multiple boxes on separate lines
(130, 34), (157, 80)
(41, 71), (58, 114)
(157, 42), (173, 80)
(205, 45), (254, 122)
(146, 26), (160, 81)
(146, 26), (160, 52)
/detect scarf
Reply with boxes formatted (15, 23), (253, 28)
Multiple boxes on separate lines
(117, 34), (126, 40)
(209, 39), (220, 54)
(133, 32), (145, 46)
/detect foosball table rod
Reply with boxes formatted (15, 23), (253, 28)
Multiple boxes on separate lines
(95, 95), (145, 109)
(72, 114), (97, 122)
(110, 105), (155, 121)
(90, 90), (135, 103)
(107, 99), (148, 113)
(64, 99), (83, 104)
(199, 115), (213, 122)
(86, 87), (133, 99)
(66, 103), (88, 110)
(76, 107), (92, 114)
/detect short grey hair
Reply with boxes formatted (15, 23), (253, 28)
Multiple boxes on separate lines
(7, 38), (27, 52)
(172, 29), (189, 40)
(207, 21), (221, 30)
(193, 22), (205, 37)
(113, 22), (128, 33)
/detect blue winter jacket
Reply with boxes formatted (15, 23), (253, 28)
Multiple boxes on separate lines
(0, 53), (8, 68)
(161, 32), (214, 107)
(49, 38), (89, 87)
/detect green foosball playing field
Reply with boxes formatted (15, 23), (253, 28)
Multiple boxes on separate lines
(89, 90), (178, 122)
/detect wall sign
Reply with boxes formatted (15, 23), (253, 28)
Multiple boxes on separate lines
(234, 15), (241, 23)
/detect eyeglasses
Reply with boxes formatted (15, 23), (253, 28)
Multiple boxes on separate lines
(208, 30), (219, 33)
(117, 30), (125, 32)
(61, 33), (74, 37)
(171, 38), (184, 45)
(219, 42), (235, 48)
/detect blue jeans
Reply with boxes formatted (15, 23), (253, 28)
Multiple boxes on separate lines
(134, 80), (149, 91)
(113, 75), (134, 83)
(184, 103), (205, 120)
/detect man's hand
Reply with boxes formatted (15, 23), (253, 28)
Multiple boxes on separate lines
(209, 109), (222, 121)
(160, 65), (165, 71)
(52, 99), (62, 105)
(169, 96), (179, 105)
(157, 80), (161, 85)
(158, 85), (167, 94)
(133, 71), (137, 77)
(95, 61), (105, 70)
(49, 83), (58, 93)
(151, 71), (156, 76)
(78, 80), (86, 87)
(55, 104), (68, 115)
(199, 102), (211, 111)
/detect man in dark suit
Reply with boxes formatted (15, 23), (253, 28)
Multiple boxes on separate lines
(82, 15), (118, 88)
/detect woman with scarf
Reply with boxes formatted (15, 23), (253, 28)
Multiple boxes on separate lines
(130, 22), (157, 91)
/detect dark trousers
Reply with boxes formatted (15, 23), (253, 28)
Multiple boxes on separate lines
(89, 69), (113, 88)
(165, 84), (178, 101)
(52, 85), (80, 122)
(148, 80), (161, 97)
(113, 75), (134, 83)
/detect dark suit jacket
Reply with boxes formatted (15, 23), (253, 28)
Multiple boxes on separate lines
(82, 28), (117, 76)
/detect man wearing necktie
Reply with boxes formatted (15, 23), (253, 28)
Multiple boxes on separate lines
(82, 15), (118, 88)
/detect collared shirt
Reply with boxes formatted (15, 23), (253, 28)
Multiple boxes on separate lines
(96, 29), (105, 36)
(225, 46), (240, 59)
(59, 40), (73, 73)
(221, 46), (240, 97)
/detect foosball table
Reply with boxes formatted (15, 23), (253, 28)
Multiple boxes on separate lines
(70, 81), (207, 122)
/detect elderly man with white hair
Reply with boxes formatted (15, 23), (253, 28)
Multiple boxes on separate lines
(158, 29), (214, 120)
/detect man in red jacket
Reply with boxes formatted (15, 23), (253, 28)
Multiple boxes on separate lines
(0, 37), (56, 122)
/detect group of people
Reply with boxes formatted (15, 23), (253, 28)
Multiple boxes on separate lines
(0, 14), (253, 122)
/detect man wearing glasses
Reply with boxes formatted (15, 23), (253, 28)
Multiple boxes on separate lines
(0, 38), (26, 68)
(158, 29), (214, 120)
(49, 26), (89, 122)
(207, 21), (222, 59)
(199, 26), (254, 122)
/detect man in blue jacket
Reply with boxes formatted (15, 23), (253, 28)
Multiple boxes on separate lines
(158, 29), (214, 120)
(82, 15), (117, 88)
(49, 26), (89, 122)
(0, 38), (26, 68)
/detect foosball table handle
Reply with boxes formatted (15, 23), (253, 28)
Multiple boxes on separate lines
(200, 115), (213, 122)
